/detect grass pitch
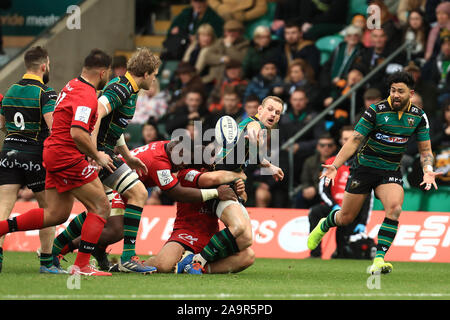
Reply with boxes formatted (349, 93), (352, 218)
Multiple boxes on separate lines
(0, 252), (449, 300)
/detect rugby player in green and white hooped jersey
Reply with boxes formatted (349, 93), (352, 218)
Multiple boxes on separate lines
(183, 96), (285, 274)
(308, 71), (442, 275)
(64, 48), (162, 274)
(0, 47), (65, 274)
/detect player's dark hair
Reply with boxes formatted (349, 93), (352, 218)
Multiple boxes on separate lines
(24, 46), (48, 70)
(83, 49), (112, 70)
(387, 71), (415, 89)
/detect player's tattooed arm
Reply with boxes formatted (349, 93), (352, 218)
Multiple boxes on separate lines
(332, 130), (365, 168)
(352, 131), (365, 147)
(417, 140), (434, 172)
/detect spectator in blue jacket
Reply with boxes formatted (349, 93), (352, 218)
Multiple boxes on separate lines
(243, 58), (284, 103)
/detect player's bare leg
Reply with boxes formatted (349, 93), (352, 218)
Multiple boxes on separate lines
(144, 241), (185, 273)
(308, 192), (367, 251)
(207, 247), (255, 274)
(33, 190), (63, 274)
(219, 203), (252, 250)
(0, 184), (20, 272)
(370, 184), (404, 274)
(186, 202), (252, 274)
(335, 192), (368, 226)
(0, 184), (20, 246)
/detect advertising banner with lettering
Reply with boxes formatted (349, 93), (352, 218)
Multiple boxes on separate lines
(3, 203), (450, 263)
(0, 0), (81, 36)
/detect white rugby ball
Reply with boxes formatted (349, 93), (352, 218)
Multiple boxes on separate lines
(215, 115), (238, 146)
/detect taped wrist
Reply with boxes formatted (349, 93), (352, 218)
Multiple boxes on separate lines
(200, 189), (218, 202)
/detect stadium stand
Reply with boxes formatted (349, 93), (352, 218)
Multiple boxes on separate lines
(0, 0), (449, 210)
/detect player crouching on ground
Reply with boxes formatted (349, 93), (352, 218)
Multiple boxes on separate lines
(51, 139), (240, 272)
(142, 165), (254, 274)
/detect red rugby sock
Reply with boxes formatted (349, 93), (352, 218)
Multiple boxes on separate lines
(74, 212), (106, 267)
(0, 208), (45, 236)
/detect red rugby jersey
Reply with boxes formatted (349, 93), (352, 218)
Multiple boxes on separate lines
(44, 76), (98, 170)
(129, 140), (179, 191)
(173, 168), (218, 233)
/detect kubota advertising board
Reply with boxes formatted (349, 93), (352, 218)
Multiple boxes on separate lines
(3, 203), (450, 263)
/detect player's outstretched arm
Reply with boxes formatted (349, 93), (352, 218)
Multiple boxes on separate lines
(165, 183), (238, 203)
(197, 170), (246, 188)
(417, 140), (442, 190)
(321, 130), (365, 187)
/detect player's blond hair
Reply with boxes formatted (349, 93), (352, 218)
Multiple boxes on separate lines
(127, 48), (161, 77)
(261, 96), (283, 108)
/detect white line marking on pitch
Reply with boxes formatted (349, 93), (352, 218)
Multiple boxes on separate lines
(1, 293), (449, 299)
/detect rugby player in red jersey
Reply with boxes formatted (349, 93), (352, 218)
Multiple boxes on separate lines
(143, 168), (254, 274)
(51, 139), (240, 270)
(0, 49), (115, 276)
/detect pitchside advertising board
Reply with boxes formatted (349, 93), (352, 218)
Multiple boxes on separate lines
(4, 203), (450, 263)
(0, 0), (82, 36)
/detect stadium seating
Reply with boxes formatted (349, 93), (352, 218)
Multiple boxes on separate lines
(347, 0), (368, 23)
(315, 34), (343, 65)
(157, 60), (179, 90)
(244, 2), (277, 40)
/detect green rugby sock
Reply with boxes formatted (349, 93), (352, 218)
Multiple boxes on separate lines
(375, 217), (398, 259)
(320, 208), (339, 232)
(121, 204), (143, 262)
(52, 211), (87, 256)
(40, 253), (53, 268)
(199, 228), (240, 263)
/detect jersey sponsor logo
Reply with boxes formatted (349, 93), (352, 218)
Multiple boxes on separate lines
(111, 83), (128, 100)
(74, 106), (92, 124)
(185, 170), (200, 182)
(410, 106), (419, 114)
(387, 176), (402, 184)
(157, 169), (174, 186)
(81, 165), (96, 179)
(375, 133), (409, 144)
(177, 233), (198, 245)
(0, 157), (42, 171)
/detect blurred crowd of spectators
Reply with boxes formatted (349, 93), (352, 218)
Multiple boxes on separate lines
(14, 0), (449, 207)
